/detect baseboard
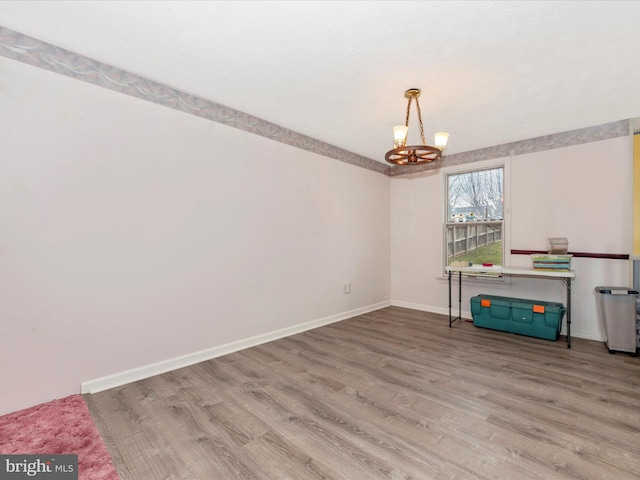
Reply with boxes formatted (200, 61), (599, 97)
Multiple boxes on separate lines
(569, 328), (604, 342)
(390, 300), (471, 320)
(81, 301), (391, 394)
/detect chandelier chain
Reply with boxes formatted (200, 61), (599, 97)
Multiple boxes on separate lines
(405, 96), (427, 145)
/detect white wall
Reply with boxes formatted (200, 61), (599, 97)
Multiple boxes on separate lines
(1, 51), (633, 417)
(391, 136), (633, 341)
(0, 58), (391, 415)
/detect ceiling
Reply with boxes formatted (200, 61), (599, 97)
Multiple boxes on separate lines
(1, 1), (640, 165)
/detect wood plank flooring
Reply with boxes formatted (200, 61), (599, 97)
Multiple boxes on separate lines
(86, 307), (640, 479)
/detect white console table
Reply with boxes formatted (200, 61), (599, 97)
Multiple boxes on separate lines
(445, 265), (576, 348)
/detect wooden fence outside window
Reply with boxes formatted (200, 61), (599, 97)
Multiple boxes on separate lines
(446, 221), (503, 259)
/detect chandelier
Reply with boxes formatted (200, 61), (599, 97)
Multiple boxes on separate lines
(385, 88), (449, 165)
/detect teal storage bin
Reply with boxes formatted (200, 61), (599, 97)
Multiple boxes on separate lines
(470, 295), (511, 330)
(470, 294), (565, 341)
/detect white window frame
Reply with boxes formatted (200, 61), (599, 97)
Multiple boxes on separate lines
(440, 158), (511, 276)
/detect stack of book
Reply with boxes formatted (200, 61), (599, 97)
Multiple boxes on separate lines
(531, 254), (572, 271)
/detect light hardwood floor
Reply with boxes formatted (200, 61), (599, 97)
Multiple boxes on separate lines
(86, 307), (640, 479)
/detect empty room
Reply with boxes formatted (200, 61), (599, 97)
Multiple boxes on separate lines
(1, 2), (640, 479)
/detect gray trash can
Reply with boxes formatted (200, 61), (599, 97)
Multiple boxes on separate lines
(595, 286), (639, 355)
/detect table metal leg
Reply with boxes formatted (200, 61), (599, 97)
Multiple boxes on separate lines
(566, 277), (572, 348)
(449, 270), (462, 327)
(448, 271), (452, 327)
(458, 271), (462, 323)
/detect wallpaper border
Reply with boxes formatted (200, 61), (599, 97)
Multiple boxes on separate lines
(387, 119), (630, 176)
(0, 26), (630, 177)
(0, 26), (387, 174)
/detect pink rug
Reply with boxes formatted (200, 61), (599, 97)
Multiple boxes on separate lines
(0, 395), (120, 480)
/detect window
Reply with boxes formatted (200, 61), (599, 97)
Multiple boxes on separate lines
(445, 166), (504, 268)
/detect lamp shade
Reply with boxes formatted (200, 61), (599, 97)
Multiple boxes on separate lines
(393, 125), (409, 148)
(434, 132), (449, 151)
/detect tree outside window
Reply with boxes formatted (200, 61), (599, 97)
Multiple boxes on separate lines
(445, 167), (504, 267)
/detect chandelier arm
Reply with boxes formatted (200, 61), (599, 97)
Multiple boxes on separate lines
(384, 145), (442, 165)
(404, 96), (412, 128)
